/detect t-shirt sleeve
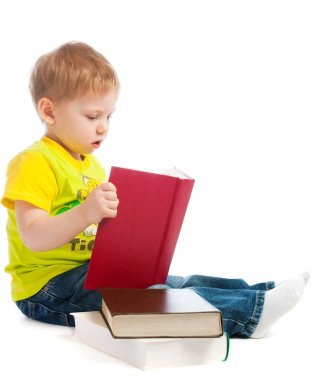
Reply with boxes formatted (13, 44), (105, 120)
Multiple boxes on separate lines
(1, 151), (58, 211)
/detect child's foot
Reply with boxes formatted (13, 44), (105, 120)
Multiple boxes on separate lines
(274, 271), (310, 287)
(251, 272), (309, 338)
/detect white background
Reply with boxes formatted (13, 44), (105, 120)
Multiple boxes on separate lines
(0, 1), (311, 379)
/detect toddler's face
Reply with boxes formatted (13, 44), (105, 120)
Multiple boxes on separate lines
(46, 88), (118, 160)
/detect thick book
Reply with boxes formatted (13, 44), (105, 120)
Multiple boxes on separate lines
(73, 311), (230, 370)
(84, 166), (195, 290)
(99, 288), (223, 338)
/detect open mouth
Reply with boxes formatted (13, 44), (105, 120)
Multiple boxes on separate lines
(92, 141), (102, 149)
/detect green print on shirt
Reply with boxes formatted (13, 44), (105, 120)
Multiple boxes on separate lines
(55, 200), (81, 215)
(70, 237), (95, 252)
(56, 200), (96, 252)
(55, 175), (103, 251)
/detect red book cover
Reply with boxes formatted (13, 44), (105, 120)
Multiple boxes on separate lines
(84, 166), (194, 290)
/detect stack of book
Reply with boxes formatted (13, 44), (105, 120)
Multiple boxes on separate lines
(73, 288), (229, 370)
(73, 166), (229, 369)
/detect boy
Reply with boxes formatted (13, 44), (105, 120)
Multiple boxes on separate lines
(1, 42), (309, 337)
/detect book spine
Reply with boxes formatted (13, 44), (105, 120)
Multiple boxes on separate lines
(152, 178), (194, 284)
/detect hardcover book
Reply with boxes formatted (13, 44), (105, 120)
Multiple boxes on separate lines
(84, 166), (195, 289)
(100, 288), (223, 338)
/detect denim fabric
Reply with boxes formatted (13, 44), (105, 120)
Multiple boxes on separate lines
(155, 275), (274, 337)
(16, 263), (102, 327)
(16, 264), (275, 337)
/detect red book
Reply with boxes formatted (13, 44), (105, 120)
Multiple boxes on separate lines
(84, 166), (195, 289)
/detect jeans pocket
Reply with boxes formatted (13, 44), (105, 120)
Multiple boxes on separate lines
(16, 299), (73, 326)
(43, 264), (89, 299)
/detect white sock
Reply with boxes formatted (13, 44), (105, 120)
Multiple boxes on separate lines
(275, 271), (310, 287)
(251, 273), (309, 338)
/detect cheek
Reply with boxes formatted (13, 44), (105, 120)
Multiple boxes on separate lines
(77, 121), (92, 136)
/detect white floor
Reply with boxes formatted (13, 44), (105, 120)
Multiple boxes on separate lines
(1, 2), (311, 379)
(1, 274), (310, 380)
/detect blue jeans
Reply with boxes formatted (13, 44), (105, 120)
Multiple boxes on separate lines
(16, 263), (275, 337)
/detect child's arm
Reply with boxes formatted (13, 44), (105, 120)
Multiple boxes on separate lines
(15, 182), (118, 252)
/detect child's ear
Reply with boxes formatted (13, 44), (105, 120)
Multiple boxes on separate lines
(37, 98), (56, 124)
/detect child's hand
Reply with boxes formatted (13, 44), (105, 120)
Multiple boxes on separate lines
(81, 182), (119, 225)
(15, 182), (118, 251)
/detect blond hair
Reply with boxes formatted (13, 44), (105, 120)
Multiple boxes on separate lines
(29, 41), (120, 106)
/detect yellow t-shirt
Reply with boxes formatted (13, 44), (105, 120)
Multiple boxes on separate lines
(1, 136), (107, 301)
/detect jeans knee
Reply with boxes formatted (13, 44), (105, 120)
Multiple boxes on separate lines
(180, 274), (207, 288)
(16, 299), (74, 327)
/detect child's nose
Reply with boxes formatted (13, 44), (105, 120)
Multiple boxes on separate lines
(96, 121), (108, 134)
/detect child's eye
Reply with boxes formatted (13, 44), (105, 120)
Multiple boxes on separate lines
(87, 115), (98, 120)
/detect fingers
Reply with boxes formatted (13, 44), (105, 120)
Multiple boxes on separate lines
(99, 181), (117, 192)
(99, 182), (119, 215)
(106, 197), (119, 211)
(97, 182), (117, 200)
(84, 182), (119, 222)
